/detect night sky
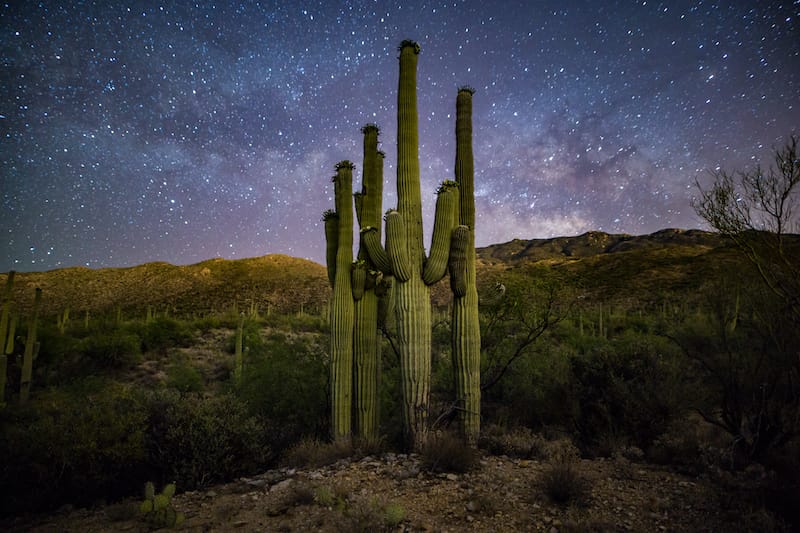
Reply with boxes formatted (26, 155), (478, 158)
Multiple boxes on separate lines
(2, 1), (798, 272)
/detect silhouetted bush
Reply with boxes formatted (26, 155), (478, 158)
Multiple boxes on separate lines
(536, 438), (591, 506)
(421, 432), (478, 473)
(479, 424), (547, 459)
(236, 332), (328, 448)
(134, 317), (193, 353)
(144, 389), (272, 489)
(281, 437), (354, 468)
(79, 331), (142, 369)
(570, 332), (691, 455)
(165, 358), (204, 393)
(0, 379), (149, 515)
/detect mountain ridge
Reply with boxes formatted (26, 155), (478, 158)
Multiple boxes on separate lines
(1, 228), (736, 316)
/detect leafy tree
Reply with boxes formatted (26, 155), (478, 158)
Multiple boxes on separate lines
(479, 266), (571, 393)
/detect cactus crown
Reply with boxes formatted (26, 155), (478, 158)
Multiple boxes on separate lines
(437, 180), (459, 194)
(384, 208), (399, 220)
(335, 160), (355, 171)
(376, 150), (385, 158)
(322, 209), (338, 221)
(458, 85), (476, 95)
(361, 123), (380, 135)
(398, 39), (420, 54)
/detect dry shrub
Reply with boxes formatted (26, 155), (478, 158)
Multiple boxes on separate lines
(479, 425), (548, 459)
(281, 437), (354, 468)
(537, 438), (592, 507)
(421, 432), (478, 474)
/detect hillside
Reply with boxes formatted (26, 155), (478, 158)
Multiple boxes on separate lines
(0, 228), (761, 317)
(2, 228), (797, 531)
(2, 254), (329, 317)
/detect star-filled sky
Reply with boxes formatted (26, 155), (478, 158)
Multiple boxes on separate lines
(2, 1), (798, 272)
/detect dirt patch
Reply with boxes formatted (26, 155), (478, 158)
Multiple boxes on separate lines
(5, 453), (773, 532)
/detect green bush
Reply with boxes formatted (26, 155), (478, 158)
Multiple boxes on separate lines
(0, 379), (149, 515)
(538, 457), (591, 507)
(421, 432), (478, 474)
(569, 332), (692, 454)
(236, 333), (328, 448)
(282, 437), (354, 468)
(144, 389), (272, 489)
(79, 331), (142, 369)
(165, 359), (204, 393)
(134, 317), (193, 354)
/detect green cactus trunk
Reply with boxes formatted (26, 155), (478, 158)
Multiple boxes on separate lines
(233, 313), (244, 383)
(0, 271), (14, 407)
(451, 87), (481, 444)
(393, 41), (432, 451)
(330, 161), (355, 442)
(353, 125), (383, 442)
(20, 287), (42, 405)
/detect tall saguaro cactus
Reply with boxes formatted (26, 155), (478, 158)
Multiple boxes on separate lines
(353, 124), (384, 442)
(0, 271), (15, 407)
(328, 161), (356, 441)
(450, 87), (481, 443)
(362, 40), (457, 450)
(19, 287), (42, 404)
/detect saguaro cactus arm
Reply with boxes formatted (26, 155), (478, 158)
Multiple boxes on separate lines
(422, 181), (458, 285)
(323, 209), (339, 287)
(385, 210), (412, 282)
(362, 227), (392, 274)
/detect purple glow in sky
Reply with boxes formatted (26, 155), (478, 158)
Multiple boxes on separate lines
(2, 1), (798, 271)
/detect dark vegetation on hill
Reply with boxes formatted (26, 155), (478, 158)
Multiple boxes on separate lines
(1, 229), (798, 529)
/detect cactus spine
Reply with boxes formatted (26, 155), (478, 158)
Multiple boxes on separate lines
(450, 87), (481, 443)
(19, 287), (42, 404)
(328, 161), (356, 441)
(353, 124), (383, 442)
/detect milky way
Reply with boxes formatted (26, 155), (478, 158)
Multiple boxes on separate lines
(2, 1), (798, 272)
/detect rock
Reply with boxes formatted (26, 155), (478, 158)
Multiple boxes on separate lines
(270, 479), (293, 493)
(445, 473), (459, 481)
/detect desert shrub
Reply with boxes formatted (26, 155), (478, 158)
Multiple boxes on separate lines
(282, 437), (353, 468)
(339, 496), (405, 533)
(191, 314), (222, 333)
(421, 432), (478, 473)
(78, 331), (142, 369)
(536, 439), (591, 506)
(569, 332), (691, 455)
(0, 379), (149, 515)
(669, 288), (800, 463)
(134, 317), (193, 354)
(479, 425), (548, 459)
(236, 333), (328, 448)
(144, 389), (272, 489)
(538, 459), (592, 506)
(646, 417), (705, 472)
(271, 311), (328, 333)
(165, 358), (204, 393)
(487, 342), (577, 432)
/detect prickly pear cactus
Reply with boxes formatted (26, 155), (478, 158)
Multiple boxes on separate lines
(140, 482), (184, 529)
